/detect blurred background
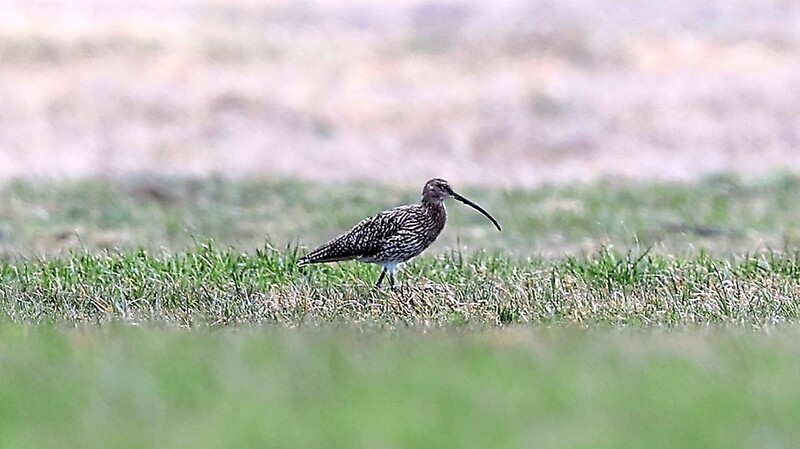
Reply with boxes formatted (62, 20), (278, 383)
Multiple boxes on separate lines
(1, 0), (799, 188)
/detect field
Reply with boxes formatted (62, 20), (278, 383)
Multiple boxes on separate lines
(2, 176), (800, 448)
(3, 0), (800, 446)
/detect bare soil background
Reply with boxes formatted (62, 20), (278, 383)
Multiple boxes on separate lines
(1, 0), (799, 187)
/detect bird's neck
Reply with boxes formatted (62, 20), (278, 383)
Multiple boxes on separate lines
(421, 198), (447, 220)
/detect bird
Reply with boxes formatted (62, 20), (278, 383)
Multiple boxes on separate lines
(297, 178), (502, 288)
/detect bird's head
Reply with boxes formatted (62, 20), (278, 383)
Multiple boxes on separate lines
(421, 178), (502, 231)
(422, 178), (454, 203)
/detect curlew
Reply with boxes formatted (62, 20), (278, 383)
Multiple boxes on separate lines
(297, 178), (502, 288)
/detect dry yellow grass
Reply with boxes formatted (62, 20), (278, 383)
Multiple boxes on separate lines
(1, 0), (799, 186)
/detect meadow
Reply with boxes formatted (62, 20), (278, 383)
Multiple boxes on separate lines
(2, 175), (800, 448)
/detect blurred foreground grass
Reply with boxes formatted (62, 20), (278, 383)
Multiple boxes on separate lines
(1, 324), (799, 449)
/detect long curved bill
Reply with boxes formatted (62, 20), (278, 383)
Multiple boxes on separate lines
(451, 192), (502, 231)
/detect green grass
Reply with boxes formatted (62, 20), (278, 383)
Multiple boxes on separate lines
(2, 174), (800, 258)
(1, 242), (800, 327)
(1, 324), (799, 449)
(2, 175), (800, 448)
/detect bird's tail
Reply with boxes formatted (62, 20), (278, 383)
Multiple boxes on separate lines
(297, 253), (355, 266)
(296, 239), (362, 266)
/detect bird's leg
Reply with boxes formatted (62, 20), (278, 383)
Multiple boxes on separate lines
(388, 265), (403, 293)
(375, 267), (387, 288)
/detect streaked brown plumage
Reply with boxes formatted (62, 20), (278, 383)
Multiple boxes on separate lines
(297, 178), (502, 287)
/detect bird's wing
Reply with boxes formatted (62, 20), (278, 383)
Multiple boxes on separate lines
(298, 205), (416, 265)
